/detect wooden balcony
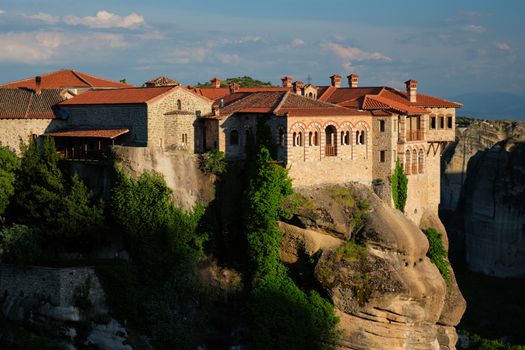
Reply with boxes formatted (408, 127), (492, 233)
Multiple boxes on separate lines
(325, 145), (337, 156)
(406, 129), (424, 141)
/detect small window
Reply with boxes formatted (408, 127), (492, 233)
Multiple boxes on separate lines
(447, 116), (453, 129)
(380, 150), (386, 163)
(309, 132), (314, 146)
(196, 110), (201, 117)
(230, 130), (239, 145)
(379, 120), (385, 132)
(181, 133), (188, 144)
(177, 99), (182, 110)
(430, 116), (436, 129)
(438, 116), (444, 129)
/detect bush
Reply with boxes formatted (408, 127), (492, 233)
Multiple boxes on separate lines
(0, 224), (40, 265)
(391, 159), (408, 212)
(200, 149), (226, 175)
(424, 228), (450, 284)
(0, 145), (20, 218)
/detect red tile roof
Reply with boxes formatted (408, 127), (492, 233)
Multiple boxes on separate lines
(190, 86), (292, 100)
(216, 91), (369, 118)
(60, 86), (177, 105)
(0, 69), (131, 89)
(0, 88), (66, 119)
(45, 128), (130, 139)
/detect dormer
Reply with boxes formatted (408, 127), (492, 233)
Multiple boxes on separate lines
(303, 84), (318, 99)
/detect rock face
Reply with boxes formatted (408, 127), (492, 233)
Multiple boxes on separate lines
(441, 119), (525, 277)
(282, 184), (466, 350)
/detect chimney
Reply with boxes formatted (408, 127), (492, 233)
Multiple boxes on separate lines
(210, 77), (221, 88)
(292, 81), (304, 95)
(330, 74), (341, 88)
(281, 76), (293, 88)
(405, 79), (418, 103)
(228, 82), (240, 94)
(35, 76), (42, 95)
(347, 74), (359, 88)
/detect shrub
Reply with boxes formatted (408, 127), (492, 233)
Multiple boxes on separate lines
(0, 224), (40, 265)
(329, 185), (355, 208)
(200, 149), (226, 175)
(424, 228), (450, 284)
(391, 159), (408, 212)
(0, 145), (20, 218)
(335, 240), (367, 263)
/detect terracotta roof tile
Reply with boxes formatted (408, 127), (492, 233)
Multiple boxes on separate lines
(0, 69), (130, 89)
(60, 86), (177, 105)
(45, 128), (130, 139)
(0, 88), (66, 119)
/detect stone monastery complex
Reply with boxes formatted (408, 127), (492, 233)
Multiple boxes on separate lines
(0, 69), (461, 222)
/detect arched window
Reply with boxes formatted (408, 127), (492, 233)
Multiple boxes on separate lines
(355, 131), (360, 145)
(229, 130), (239, 145)
(340, 131), (345, 145)
(309, 131), (313, 146)
(418, 149), (424, 173)
(344, 131), (350, 145)
(308, 92), (314, 98)
(412, 149), (418, 174)
(360, 131), (365, 145)
(313, 131), (318, 146)
(177, 99), (182, 110)
(325, 125), (337, 156)
(293, 132), (302, 147)
(405, 150), (411, 174)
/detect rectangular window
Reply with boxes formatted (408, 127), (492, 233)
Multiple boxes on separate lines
(447, 116), (453, 129)
(439, 116), (444, 129)
(430, 116), (436, 129)
(380, 150), (386, 163)
(379, 120), (385, 132)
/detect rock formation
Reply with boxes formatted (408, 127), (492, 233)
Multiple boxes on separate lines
(281, 184), (466, 350)
(441, 119), (525, 277)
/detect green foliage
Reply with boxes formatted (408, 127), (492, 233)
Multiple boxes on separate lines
(456, 115), (475, 127)
(329, 185), (356, 208)
(0, 145), (20, 217)
(195, 76), (274, 88)
(334, 240), (367, 263)
(424, 228), (451, 284)
(391, 159), (408, 212)
(0, 224), (40, 265)
(200, 148), (226, 175)
(458, 329), (525, 350)
(111, 169), (206, 284)
(245, 146), (339, 349)
(12, 138), (103, 240)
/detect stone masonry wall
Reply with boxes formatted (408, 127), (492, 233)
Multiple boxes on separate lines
(0, 264), (106, 309)
(147, 88), (212, 153)
(63, 105), (148, 145)
(0, 118), (66, 154)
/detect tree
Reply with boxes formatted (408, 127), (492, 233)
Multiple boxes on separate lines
(195, 76), (274, 88)
(0, 224), (40, 265)
(0, 145), (20, 218)
(12, 138), (103, 240)
(391, 159), (408, 212)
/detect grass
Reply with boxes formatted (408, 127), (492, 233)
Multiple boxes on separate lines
(334, 240), (367, 264)
(329, 185), (355, 208)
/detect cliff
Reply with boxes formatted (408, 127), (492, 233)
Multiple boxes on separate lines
(281, 184), (465, 350)
(441, 120), (525, 277)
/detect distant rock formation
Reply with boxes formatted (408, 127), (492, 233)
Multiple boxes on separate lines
(441, 119), (525, 277)
(281, 184), (465, 350)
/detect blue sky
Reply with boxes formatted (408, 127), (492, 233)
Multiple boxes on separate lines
(0, 0), (524, 99)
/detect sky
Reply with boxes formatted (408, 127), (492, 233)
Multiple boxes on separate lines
(0, 0), (524, 99)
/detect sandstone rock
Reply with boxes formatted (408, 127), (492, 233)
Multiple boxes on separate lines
(36, 304), (82, 322)
(285, 183), (465, 349)
(85, 319), (132, 350)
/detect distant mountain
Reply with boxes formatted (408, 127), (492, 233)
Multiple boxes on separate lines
(448, 92), (525, 121)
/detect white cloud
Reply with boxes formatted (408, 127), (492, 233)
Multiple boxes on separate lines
(464, 24), (486, 33)
(291, 39), (305, 46)
(0, 31), (129, 64)
(215, 52), (241, 65)
(0, 9), (5, 15)
(496, 42), (512, 52)
(165, 47), (208, 64)
(64, 11), (145, 29)
(26, 12), (60, 24)
(324, 42), (392, 62)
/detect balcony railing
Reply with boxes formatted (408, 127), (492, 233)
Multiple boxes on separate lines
(58, 148), (110, 161)
(406, 129), (424, 141)
(325, 145), (337, 156)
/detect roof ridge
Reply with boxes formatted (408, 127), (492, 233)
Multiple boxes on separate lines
(71, 70), (94, 87)
(273, 91), (290, 114)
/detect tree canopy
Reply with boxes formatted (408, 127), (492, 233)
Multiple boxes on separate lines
(195, 76), (274, 88)
(0, 145), (20, 217)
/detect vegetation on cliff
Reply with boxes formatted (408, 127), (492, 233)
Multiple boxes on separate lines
(0, 145), (20, 218)
(424, 228), (451, 284)
(195, 75), (274, 88)
(391, 159), (408, 212)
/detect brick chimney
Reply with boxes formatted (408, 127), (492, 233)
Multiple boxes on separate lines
(347, 74), (359, 88)
(228, 82), (240, 94)
(281, 76), (293, 88)
(35, 76), (42, 95)
(405, 80), (418, 103)
(210, 77), (221, 88)
(330, 74), (341, 88)
(293, 81), (304, 95)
